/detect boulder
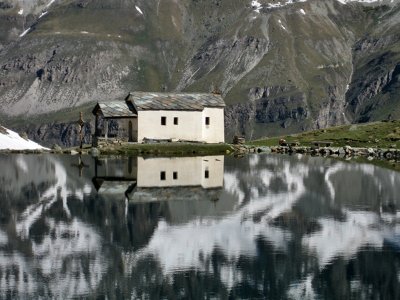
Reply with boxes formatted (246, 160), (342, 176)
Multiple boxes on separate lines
(367, 148), (375, 155)
(343, 145), (353, 155)
(257, 146), (271, 153)
(90, 147), (100, 157)
(52, 144), (62, 152)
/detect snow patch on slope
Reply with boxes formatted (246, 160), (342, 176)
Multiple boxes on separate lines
(19, 28), (31, 37)
(135, 5), (143, 15)
(46, 0), (56, 8)
(0, 126), (47, 150)
(250, 0), (388, 12)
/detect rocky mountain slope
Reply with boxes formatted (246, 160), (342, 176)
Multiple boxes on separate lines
(0, 0), (399, 145)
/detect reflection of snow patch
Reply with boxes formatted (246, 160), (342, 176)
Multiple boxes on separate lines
(132, 159), (307, 289)
(0, 230), (7, 246)
(224, 172), (245, 203)
(142, 216), (291, 277)
(249, 155), (260, 167)
(287, 275), (316, 300)
(303, 211), (383, 267)
(16, 159), (70, 238)
(16, 156), (28, 173)
(0, 218), (106, 298)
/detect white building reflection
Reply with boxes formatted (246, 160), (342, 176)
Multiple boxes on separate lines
(93, 156), (224, 201)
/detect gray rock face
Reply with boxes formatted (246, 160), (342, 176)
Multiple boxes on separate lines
(17, 122), (93, 148)
(0, 0), (399, 145)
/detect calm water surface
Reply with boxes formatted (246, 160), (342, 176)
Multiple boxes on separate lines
(0, 153), (400, 299)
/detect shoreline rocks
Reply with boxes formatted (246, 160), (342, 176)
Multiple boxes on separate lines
(253, 145), (400, 162)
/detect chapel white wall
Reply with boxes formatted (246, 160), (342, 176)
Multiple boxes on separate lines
(137, 108), (225, 143)
(137, 110), (203, 142)
(202, 107), (225, 143)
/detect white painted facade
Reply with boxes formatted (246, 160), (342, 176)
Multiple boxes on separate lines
(135, 107), (224, 143)
(137, 156), (224, 189)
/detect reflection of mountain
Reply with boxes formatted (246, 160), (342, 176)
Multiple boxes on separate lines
(124, 155), (400, 298)
(130, 154), (308, 290)
(0, 154), (102, 298)
(1, 154), (400, 298)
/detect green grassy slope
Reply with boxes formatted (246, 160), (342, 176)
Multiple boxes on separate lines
(251, 120), (400, 149)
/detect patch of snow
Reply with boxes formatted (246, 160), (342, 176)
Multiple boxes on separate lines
(80, 31), (89, 34)
(299, 8), (306, 15)
(18, 9), (24, 15)
(46, 0), (56, 8)
(251, 0), (262, 13)
(337, 0), (383, 4)
(253, 0), (385, 12)
(19, 27), (31, 37)
(39, 11), (48, 19)
(0, 126), (47, 150)
(266, 0), (308, 10)
(278, 19), (287, 31)
(135, 5), (143, 15)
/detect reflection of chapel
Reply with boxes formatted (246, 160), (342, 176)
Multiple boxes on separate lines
(92, 156), (224, 201)
(92, 92), (225, 144)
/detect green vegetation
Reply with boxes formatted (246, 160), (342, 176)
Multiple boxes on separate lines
(97, 142), (234, 157)
(2, 103), (94, 128)
(250, 120), (400, 149)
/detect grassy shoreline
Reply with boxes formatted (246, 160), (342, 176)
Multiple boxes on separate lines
(249, 120), (400, 149)
(96, 142), (234, 156)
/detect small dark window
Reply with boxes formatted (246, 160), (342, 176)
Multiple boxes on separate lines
(205, 170), (209, 179)
(161, 116), (166, 126)
(205, 117), (210, 126)
(173, 172), (178, 180)
(160, 171), (166, 180)
(174, 117), (178, 125)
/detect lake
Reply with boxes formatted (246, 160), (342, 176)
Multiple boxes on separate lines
(0, 153), (400, 299)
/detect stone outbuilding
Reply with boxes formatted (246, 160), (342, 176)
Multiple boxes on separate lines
(92, 92), (225, 143)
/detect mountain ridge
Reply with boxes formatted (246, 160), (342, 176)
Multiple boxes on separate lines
(0, 0), (399, 145)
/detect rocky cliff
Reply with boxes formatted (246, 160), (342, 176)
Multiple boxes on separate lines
(0, 0), (399, 145)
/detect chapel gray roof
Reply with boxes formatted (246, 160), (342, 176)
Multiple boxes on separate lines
(126, 92), (225, 111)
(93, 101), (137, 118)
